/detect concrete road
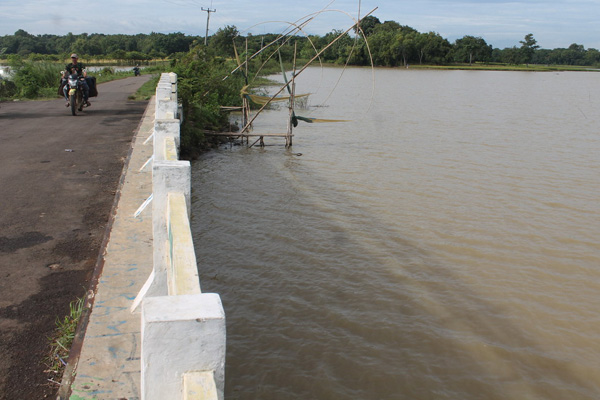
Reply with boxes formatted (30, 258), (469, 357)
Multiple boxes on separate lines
(0, 75), (151, 399)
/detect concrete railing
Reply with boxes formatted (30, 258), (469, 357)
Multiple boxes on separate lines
(136, 73), (226, 400)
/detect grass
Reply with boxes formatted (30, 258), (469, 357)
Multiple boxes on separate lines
(0, 61), (170, 101)
(44, 297), (85, 386)
(94, 68), (137, 84)
(128, 73), (162, 101)
(82, 58), (170, 67)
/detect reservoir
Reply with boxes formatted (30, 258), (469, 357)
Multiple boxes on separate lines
(190, 67), (600, 399)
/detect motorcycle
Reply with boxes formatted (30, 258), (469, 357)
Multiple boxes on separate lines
(61, 70), (87, 116)
(133, 66), (141, 76)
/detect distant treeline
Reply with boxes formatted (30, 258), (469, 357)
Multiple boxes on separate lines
(0, 29), (192, 61)
(2, 15), (600, 67)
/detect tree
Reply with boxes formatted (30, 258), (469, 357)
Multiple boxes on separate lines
(10, 29), (44, 55)
(415, 32), (451, 64)
(453, 36), (492, 65)
(125, 51), (149, 62)
(366, 22), (421, 66)
(520, 33), (539, 65)
(565, 43), (585, 65)
(14, 29), (33, 38)
(110, 49), (127, 60)
(357, 15), (381, 37)
(584, 48), (600, 66)
(299, 35), (322, 60)
(395, 32), (416, 66)
(321, 30), (354, 63)
(368, 29), (398, 66)
(210, 26), (239, 58)
(499, 46), (522, 64)
(155, 32), (193, 55)
(72, 38), (89, 57)
(376, 20), (402, 33)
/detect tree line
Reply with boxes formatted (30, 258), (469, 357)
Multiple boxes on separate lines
(0, 29), (194, 61)
(2, 15), (600, 67)
(345, 17), (599, 67)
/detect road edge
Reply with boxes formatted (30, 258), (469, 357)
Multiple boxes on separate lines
(56, 97), (154, 400)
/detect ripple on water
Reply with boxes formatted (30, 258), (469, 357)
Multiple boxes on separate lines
(192, 68), (600, 400)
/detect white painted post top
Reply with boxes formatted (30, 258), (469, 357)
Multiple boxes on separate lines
(143, 293), (224, 323)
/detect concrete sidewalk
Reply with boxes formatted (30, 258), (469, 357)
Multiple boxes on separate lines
(63, 98), (156, 400)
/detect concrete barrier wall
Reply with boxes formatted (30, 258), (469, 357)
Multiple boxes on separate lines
(138, 73), (225, 400)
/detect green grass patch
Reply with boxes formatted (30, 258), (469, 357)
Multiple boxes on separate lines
(44, 297), (85, 385)
(93, 67), (133, 84)
(126, 65), (170, 101)
(128, 74), (161, 101)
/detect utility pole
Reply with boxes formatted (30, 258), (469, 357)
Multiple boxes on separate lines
(201, 7), (216, 45)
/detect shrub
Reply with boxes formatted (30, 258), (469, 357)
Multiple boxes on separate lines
(11, 61), (62, 98)
(172, 44), (245, 156)
(100, 66), (115, 75)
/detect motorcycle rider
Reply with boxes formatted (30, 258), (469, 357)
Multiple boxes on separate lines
(62, 53), (90, 107)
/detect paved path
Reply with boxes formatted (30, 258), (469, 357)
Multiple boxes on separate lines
(0, 76), (151, 399)
(65, 96), (155, 400)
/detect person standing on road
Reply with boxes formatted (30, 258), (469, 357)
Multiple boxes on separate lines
(62, 53), (90, 107)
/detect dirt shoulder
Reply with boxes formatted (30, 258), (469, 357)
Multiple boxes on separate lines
(0, 75), (151, 399)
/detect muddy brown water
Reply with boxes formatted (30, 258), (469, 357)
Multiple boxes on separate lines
(191, 68), (600, 399)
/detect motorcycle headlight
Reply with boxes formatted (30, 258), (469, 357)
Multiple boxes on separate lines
(68, 78), (78, 87)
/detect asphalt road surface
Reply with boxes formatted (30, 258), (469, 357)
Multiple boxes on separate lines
(0, 75), (151, 399)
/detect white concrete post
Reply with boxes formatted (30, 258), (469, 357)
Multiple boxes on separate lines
(157, 85), (171, 99)
(169, 72), (178, 107)
(157, 77), (171, 93)
(157, 83), (171, 93)
(136, 72), (225, 400)
(141, 293), (226, 400)
(156, 97), (176, 120)
(147, 160), (191, 297)
(155, 75), (174, 119)
(154, 119), (181, 161)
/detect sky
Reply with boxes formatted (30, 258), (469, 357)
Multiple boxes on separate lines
(1, 0), (599, 50)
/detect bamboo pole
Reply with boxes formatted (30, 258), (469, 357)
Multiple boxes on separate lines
(245, 38), (251, 145)
(205, 133), (291, 137)
(239, 7), (377, 135)
(287, 41), (298, 148)
(228, 0), (338, 80)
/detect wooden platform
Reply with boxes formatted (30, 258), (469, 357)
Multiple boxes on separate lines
(204, 132), (292, 138)
(204, 131), (293, 148)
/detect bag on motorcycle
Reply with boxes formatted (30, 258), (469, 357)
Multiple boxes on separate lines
(88, 77), (98, 98)
(58, 81), (65, 97)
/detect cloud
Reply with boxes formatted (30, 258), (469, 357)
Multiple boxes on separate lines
(1, 0), (599, 50)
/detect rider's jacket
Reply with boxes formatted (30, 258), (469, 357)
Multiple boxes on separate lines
(65, 62), (85, 75)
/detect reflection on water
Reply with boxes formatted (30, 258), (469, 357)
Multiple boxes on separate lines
(0, 65), (12, 78)
(191, 68), (600, 400)
(87, 66), (142, 73)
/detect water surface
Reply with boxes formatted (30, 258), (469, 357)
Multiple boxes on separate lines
(191, 68), (600, 399)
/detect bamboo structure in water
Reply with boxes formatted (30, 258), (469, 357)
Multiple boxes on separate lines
(217, 7), (377, 148)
